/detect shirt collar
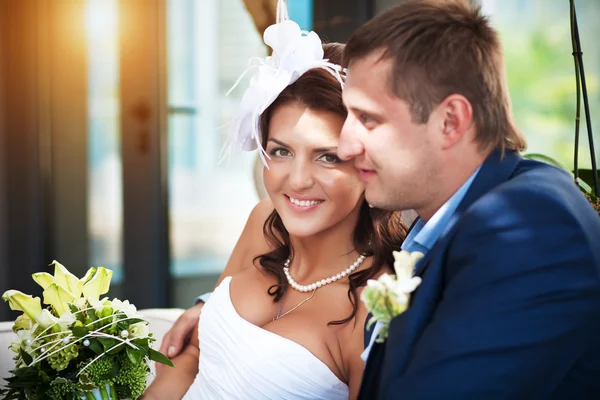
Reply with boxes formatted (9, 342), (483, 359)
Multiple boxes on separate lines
(401, 166), (481, 253)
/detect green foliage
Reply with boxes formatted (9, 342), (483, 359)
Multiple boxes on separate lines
(500, 19), (599, 169)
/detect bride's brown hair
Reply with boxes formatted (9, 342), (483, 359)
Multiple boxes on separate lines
(254, 43), (407, 325)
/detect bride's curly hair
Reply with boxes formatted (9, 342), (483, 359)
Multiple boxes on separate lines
(254, 43), (407, 325)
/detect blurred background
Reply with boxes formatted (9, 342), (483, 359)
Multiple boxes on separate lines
(0, 0), (598, 320)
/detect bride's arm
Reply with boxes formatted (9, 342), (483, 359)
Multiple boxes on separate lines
(141, 330), (200, 399)
(215, 198), (274, 285)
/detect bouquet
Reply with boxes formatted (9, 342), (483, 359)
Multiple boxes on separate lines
(0, 261), (173, 400)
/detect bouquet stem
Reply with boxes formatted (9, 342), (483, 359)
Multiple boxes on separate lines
(82, 384), (116, 400)
(99, 385), (111, 400)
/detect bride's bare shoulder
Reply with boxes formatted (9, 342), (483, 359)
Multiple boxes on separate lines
(248, 198), (275, 227)
(239, 199), (275, 255)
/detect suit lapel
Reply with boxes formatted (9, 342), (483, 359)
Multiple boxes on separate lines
(377, 244), (446, 392)
(413, 150), (521, 277)
(363, 215), (421, 349)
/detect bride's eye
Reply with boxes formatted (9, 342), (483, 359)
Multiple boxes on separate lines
(317, 153), (341, 164)
(270, 148), (292, 157)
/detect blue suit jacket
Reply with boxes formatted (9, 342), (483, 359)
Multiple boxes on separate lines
(359, 150), (600, 399)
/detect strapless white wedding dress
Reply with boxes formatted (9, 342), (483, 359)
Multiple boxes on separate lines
(182, 276), (349, 399)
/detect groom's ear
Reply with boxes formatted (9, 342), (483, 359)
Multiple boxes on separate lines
(436, 94), (473, 150)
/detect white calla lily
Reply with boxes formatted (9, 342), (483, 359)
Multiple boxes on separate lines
(32, 272), (55, 290)
(10, 339), (21, 354)
(111, 299), (139, 319)
(2, 290), (43, 321)
(43, 283), (76, 316)
(36, 308), (59, 329)
(13, 313), (32, 332)
(57, 311), (76, 330)
(51, 260), (82, 298)
(78, 267), (97, 291)
(82, 267), (113, 301)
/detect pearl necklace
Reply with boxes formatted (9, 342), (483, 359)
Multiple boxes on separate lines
(283, 254), (366, 293)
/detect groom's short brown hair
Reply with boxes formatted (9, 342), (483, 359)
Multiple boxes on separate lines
(344, 0), (526, 154)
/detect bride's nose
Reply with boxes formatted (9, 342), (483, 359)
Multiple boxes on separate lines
(288, 159), (315, 192)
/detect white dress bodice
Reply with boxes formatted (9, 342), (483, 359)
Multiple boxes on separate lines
(182, 276), (349, 399)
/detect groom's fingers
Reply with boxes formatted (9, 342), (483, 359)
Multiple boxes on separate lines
(157, 303), (204, 372)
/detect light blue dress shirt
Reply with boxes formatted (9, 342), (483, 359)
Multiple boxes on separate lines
(361, 167), (481, 362)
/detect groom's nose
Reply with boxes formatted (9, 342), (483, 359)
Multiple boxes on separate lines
(338, 117), (365, 161)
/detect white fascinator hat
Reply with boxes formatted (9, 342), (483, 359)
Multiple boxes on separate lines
(220, 0), (346, 169)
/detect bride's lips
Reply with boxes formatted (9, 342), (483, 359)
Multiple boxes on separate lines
(285, 195), (324, 212)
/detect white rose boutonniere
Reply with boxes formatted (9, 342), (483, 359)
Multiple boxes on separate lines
(360, 250), (424, 343)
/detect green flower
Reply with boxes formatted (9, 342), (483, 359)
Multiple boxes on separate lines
(48, 335), (79, 371)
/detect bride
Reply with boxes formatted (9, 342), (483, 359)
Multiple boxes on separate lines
(142, 3), (406, 399)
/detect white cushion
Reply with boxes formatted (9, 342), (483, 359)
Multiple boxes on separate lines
(0, 320), (15, 385)
(0, 308), (183, 388)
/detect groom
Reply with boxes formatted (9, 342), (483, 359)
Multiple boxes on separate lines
(161, 0), (600, 397)
(337, 0), (600, 398)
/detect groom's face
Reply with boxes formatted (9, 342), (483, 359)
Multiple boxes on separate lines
(339, 53), (441, 212)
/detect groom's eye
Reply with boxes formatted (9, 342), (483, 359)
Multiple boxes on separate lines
(358, 113), (377, 128)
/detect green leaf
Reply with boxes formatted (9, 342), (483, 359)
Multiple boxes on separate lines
(74, 308), (86, 323)
(126, 346), (144, 365)
(147, 348), (174, 367)
(107, 343), (124, 355)
(106, 359), (121, 380)
(12, 366), (38, 381)
(50, 377), (70, 385)
(72, 326), (89, 338)
(88, 339), (104, 355)
(77, 372), (96, 391)
(97, 337), (117, 351)
(18, 349), (32, 366)
(131, 338), (150, 348)
(87, 309), (98, 321)
(125, 318), (145, 325)
(116, 321), (128, 332)
(523, 153), (569, 170)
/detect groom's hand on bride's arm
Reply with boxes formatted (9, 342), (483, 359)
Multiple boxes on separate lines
(157, 302), (204, 372)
